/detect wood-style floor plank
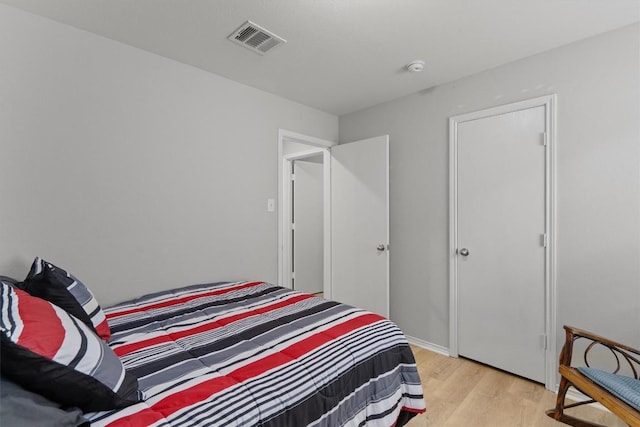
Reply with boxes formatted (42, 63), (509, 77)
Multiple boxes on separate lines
(406, 346), (627, 427)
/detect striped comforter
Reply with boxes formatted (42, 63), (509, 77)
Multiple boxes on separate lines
(87, 281), (426, 426)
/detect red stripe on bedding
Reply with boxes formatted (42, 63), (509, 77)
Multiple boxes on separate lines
(16, 289), (65, 359)
(105, 313), (382, 427)
(280, 313), (385, 360)
(95, 318), (111, 341)
(390, 407), (427, 427)
(106, 281), (264, 319)
(231, 313), (384, 382)
(400, 406), (426, 414)
(113, 293), (314, 357)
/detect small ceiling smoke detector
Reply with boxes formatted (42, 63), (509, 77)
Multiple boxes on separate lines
(227, 21), (287, 55)
(406, 60), (425, 73)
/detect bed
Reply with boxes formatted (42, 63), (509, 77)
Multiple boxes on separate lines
(1, 260), (425, 427)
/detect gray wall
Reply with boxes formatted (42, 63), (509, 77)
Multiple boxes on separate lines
(340, 23), (640, 349)
(0, 5), (338, 305)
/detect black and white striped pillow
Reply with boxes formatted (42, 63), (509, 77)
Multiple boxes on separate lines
(0, 283), (142, 412)
(20, 257), (111, 340)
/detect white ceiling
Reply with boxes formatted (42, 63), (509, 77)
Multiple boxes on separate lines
(2, 0), (639, 115)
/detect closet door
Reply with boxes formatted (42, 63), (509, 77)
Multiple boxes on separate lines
(455, 105), (547, 383)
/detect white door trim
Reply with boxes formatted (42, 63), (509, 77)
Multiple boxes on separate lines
(448, 94), (557, 390)
(278, 129), (336, 298)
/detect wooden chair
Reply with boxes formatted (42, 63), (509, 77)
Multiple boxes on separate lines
(546, 325), (640, 427)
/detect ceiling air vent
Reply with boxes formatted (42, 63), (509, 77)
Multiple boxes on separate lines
(227, 21), (287, 55)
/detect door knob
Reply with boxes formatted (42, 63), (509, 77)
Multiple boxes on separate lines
(377, 244), (386, 252)
(459, 248), (470, 257)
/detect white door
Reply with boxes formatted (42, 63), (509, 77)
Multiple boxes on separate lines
(456, 106), (546, 383)
(331, 135), (389, 317)
(292, 158), (324, 294)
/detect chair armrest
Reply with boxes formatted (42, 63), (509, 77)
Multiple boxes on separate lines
(560, 325), (640, 379)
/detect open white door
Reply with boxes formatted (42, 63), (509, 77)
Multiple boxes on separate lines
(331, 135), (389, 317)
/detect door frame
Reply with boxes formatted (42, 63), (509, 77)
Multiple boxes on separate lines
(448, 94), (557, 390)
(278, 129), (336, 297)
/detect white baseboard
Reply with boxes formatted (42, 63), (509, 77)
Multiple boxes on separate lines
(405, 335), (450, 357)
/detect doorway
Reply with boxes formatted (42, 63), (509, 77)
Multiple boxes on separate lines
(289, 154), (324, 294)
(278, 130), (334, 297)
(449, 95), (557, 389)
(278, 130), (390, 317)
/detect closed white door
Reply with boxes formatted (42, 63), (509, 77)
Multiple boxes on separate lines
(292, 158), (324, 294)
(456, 106), (546, 383)
(331, 135), (389, 317)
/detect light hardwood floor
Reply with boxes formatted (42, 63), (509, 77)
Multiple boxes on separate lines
(406, 345), (626, 427)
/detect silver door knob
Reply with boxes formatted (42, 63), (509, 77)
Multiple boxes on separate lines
(459, 248), (470, 257)
(377, 244), (386, 252)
